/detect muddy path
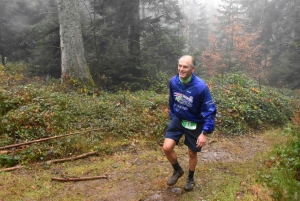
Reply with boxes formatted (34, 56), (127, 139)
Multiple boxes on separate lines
(95, 132), (273, 201)
(0, 130), (282, 201)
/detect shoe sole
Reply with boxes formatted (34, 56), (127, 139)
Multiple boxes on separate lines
(184, 186), (194, 191)
(184, 181), (194, 191)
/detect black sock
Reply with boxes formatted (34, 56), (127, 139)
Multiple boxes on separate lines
(188, 169), (194, 179)
(172, 162), (182, 172)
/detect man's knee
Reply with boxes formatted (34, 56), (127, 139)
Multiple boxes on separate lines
(163, 138), (176, 152)
(163, 143), (173, 153)
(188, 149), (197, 158)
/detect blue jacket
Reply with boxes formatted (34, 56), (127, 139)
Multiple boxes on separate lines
(169, 74), (216, 134)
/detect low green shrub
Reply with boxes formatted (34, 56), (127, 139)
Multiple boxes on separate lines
(258, 122), (300, 200)
(0, 83), (169, 165)
(256, 109), (300, 200)
(0, 72), (299, 166)
(211, 73), (297, 135)
(147, 71), (170, 94)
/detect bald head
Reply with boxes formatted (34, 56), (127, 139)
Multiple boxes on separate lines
(179, 55), (195, 68)
(178, 55), (196, 80)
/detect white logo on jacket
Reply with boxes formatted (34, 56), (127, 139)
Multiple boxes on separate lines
(174, 92), (193, 108)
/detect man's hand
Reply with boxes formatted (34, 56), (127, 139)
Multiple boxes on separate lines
(196, 133), (206, 148)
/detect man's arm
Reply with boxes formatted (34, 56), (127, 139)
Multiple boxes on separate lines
(200, 86), (217, 134)
(168, 81), (175, 118)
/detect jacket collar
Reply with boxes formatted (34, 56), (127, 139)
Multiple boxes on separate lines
(176, 73), (195, 85)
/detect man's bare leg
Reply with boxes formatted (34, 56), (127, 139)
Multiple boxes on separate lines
(185, 148), (197, 191)
(163, 138), (184, 186)
(163, 138), (177, 164)
(188, 148), (197, 171)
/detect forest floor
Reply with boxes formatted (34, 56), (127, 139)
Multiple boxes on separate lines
(0, 129), (286, 201)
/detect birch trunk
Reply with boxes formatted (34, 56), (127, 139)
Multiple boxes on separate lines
(57, 0), (90, 84)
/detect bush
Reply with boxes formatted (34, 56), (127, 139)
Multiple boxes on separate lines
(147, 72), (171, 94)
(0, 84), (170, 165)
(211, 73), (297, 135)
(0, 72), (299, 166)
(0, 62), (28, 86)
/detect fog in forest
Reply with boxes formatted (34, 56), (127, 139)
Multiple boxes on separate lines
(0, 0), (299, 90)
(0, 3), (299, 199)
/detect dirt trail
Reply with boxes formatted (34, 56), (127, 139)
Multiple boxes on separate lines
(1, 130), (281, 201)
(58, 131), (277, 201)
(104, 133), (272, 201)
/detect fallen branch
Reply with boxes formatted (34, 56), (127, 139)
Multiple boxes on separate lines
(45, 151), (98, 165)
(0, 165), (23, 173)
(0, 151), (98, 172)
(51, 175), (108, 182)
(0, 129), (101, 150)
(0, 148), (26, 154)
(208, 139), (217, 145)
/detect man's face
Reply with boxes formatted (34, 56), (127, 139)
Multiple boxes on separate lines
(178, 57), (195, 80)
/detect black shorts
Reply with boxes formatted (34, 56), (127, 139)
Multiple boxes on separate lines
(165, 115), (204, 152)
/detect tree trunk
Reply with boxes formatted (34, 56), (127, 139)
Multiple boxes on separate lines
(0, 25), (5, 66)
(0, 1), (6, 66)
(56, 0), (91, 84)
(128, 0), (141, 76)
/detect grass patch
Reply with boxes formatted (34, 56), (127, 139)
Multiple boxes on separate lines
(178, 129), (288, 201)
(256, 123), (300, 201)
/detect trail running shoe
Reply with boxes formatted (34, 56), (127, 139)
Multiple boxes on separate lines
(184, 178), (195, 191)
(167, 169), (184, 186)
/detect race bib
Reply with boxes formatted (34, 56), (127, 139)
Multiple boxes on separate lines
(181, 120), (197, 130)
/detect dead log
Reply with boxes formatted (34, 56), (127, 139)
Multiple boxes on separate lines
(51, 175), (108, 182)
(0, 165), (23, 173)
(0, 129), (101, 150)
(45, 151), (98, 165)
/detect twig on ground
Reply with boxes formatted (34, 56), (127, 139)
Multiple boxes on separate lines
(51, 175), (108, 182)
(0, 151), (98, 172)
(45, 151), (98, 165)
(0, 165), (23, 173)
(0, 129), (101, 150)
